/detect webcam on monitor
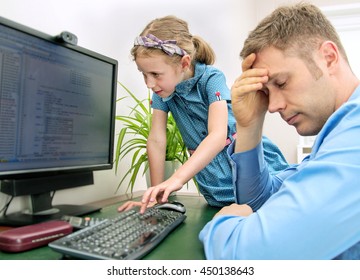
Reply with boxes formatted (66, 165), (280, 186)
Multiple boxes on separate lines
(56, 31), (78, 45)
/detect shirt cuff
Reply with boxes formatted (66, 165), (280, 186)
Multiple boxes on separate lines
(227, 140), (265, 179)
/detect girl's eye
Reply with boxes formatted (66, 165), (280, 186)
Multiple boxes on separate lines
(140, 72), (160, 78)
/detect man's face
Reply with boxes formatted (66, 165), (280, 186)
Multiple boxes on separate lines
(253, 46), (336, 136)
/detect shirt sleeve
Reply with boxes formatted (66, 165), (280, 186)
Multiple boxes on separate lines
(151, 92), (169, 112)
(205, 70), (230, 105)
(227, 140), (287, 209)
(200, 126), (360, 259)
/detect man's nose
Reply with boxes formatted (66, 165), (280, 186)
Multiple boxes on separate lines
(268, 90), (286, 113)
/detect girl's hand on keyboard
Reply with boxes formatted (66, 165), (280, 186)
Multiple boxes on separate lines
(117, 200), (156, 212)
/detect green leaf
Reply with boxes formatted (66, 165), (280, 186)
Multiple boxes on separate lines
(115, 82), (197, 193)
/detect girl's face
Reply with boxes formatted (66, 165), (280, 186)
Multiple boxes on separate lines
(135, 54), (189, 98)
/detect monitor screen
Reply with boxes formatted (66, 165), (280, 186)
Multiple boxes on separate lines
(0, 16), (118, 226)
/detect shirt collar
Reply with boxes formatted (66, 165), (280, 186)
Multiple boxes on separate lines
(348, 84), (360, 102)
(162, 62), (206, 102)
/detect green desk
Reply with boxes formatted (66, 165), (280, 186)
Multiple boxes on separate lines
(0, 193), (218, 260)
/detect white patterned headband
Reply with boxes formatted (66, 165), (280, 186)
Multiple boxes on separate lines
(134, 34), (187, 56)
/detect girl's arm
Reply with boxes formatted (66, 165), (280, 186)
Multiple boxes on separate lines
(147, 109), (168, 186)
(140, 100), (229, 213)
(118, 109), (167, 212)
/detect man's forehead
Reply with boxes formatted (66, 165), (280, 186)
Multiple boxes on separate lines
(253, 47), (284, 66)
(253, 48), (296, 77)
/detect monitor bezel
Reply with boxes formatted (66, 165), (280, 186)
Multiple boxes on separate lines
(0, 15), (118, 181)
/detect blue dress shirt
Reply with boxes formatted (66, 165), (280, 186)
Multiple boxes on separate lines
(199, 85), (360, 259)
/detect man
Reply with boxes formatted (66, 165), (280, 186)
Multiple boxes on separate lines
(199, 3), (360, 259)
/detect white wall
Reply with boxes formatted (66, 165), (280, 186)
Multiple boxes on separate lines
(1, 0), (359, 213)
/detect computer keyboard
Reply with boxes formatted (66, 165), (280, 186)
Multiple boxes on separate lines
(48, 205), (186, 260)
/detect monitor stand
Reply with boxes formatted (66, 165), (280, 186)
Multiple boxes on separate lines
(0, 171), (101, 226)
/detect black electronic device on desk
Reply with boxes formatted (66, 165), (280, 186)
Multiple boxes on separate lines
(48, 201), (186, 260)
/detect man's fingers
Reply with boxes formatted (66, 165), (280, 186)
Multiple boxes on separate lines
(241, 53), (256, 72)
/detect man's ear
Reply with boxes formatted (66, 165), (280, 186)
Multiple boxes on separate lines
(320, 41), (339, 73)
(180, 54), (191, 70)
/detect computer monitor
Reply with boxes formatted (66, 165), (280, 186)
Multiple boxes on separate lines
(0, 16), (118, 226)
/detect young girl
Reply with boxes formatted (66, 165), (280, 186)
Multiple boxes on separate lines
(118, 15), (288, 213)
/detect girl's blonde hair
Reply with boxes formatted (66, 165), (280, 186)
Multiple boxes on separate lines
(131, 15), (215, 65)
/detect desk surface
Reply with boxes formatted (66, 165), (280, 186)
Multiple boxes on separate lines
(0, 193), (218, 260)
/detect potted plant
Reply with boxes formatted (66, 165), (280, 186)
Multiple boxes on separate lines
(114, 82), (191, 193)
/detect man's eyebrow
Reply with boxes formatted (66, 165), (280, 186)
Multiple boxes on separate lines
(263, 73), (278, 87)
(266, 72), (287, 85)
(267, 72), (282, 82)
